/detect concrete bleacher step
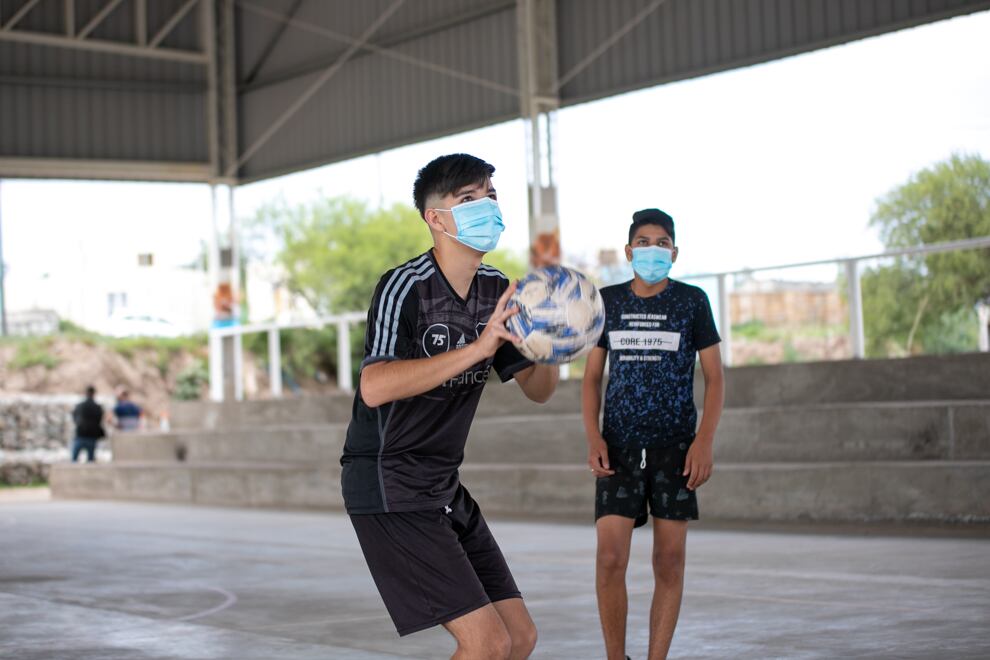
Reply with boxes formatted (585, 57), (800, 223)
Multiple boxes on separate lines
(112, 425), (348, 464)
(116, 399), (989, 465)
(50, 462), (342, 509)
(166, 353), (990, 432)
(460, 460), (990, 523)
(49, 460), (990, 524)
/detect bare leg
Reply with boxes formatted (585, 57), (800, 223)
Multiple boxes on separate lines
(596, 515), (635, 660)
(444, 604), (512, 660)
(493, 598), (538, 659)
(647, 519), (687, 660)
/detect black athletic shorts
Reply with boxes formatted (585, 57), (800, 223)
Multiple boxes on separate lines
(595, 441), (699, 528)
(349, 484), (521, 636)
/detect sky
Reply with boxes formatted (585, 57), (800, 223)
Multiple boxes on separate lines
(2, 9), (989, 316)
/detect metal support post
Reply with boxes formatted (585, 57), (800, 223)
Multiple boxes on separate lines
(337, 319), (353, 392)
(268, 327), (282, 397)
(0, 179), (7, 336)
(978, 303), (989, 352)
(845, 260), (865, 359)
(517, 0), (560, 267)
(227, 186), (243, 401)
(209, 330), (224, 401)
(233, 332), (244, 401)
(716, 274), (732, 367)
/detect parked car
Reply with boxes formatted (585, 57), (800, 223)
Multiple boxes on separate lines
(104, 313), (181, 338)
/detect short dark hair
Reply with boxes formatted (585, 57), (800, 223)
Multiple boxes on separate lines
(628, 208), (675, 245)
(85, 386), (96, 398)
(413, 154), (495, 217)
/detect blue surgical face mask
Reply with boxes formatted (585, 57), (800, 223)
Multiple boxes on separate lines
(433, 197), (504, 253)
(631, 246), (673, 284)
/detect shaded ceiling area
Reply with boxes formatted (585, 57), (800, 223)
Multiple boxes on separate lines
(1, 0), (988, 184)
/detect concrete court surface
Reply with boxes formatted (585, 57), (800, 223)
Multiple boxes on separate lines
(0, 500), (988, 660)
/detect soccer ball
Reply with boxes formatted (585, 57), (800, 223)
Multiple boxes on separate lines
(506, 266), (605, 364)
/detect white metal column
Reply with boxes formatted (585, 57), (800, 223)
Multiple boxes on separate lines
(978, 303), (990, 352)
(517, 0), (560, 267)
(337, 319), (353, 392)
(716, 274), (732, 366)
(0, 179), (7, 336)
(845, 260), (866, 359)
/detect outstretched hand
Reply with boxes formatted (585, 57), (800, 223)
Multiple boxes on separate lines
(475, 282), (523, 359)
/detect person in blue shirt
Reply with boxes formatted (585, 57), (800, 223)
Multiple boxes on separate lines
(582, 208), (725, 660)
(112, 388), (143, 432)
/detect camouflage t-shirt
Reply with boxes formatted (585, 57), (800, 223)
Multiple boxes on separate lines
(597, 280), (720, 448)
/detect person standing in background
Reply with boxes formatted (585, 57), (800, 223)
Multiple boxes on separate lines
(112, 388), (143, 431)
(71, 386), (105, 463)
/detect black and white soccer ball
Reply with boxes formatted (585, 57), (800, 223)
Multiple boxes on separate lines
(506, 265), (605, 364)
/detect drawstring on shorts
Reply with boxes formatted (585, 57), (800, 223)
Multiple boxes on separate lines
(640, 448), (647, 470)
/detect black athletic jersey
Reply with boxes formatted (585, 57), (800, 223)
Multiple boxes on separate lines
(341, 250), (532, 514)
(597, 280), (720, 449)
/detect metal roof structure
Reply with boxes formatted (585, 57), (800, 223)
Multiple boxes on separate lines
(2, 0), (989, 185)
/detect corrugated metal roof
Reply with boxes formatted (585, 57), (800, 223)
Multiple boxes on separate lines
(555, 0), (990, 107)
(0, 0), (987, 183)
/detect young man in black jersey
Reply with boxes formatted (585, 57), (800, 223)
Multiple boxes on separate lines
(341, 153), (558, 659)
(582, 209), (724, 660)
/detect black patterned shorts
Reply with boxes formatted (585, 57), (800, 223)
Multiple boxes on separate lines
(595, 441), (699, 527)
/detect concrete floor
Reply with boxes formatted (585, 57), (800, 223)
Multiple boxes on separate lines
(0, 501), (988, 660)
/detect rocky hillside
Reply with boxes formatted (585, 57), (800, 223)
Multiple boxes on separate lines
(0, 335), (209, 423)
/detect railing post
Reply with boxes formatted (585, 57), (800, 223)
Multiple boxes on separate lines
(209, 329), (224, 402)
(716, 274), (732, 367)
(846, 259), (865, 359)
(233, 332), (244, 401)
(978, 303), (990, 352)
(337, 319), (353, 392)
(268, 327), (282, 397)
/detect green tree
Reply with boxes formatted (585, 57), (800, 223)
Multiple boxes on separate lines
(862, 153), (990, 356)
(252, 196), (528, 313)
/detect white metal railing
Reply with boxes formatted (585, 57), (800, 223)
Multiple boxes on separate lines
(679, 235), (990, 366)
(208, 236), (990, 401)
(209, 312), (365, 401)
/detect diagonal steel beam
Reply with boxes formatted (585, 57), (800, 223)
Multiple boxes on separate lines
(242, 0), (304, 86)
(238, 0), (517, 97)
(2, 0), (42, 31)
(555, 0), (668, 91)
(77, 0), (125, 39)
(0, 28), (207, 62)
(229, 0), (407, 176)
(149, 0), (198, 48)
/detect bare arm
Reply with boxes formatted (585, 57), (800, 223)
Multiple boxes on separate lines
(684, 343), (724, 490)
(361, 283), (520, 408)
(361, 344), (489, 408)
(513, 364), (559, 403)
(581, 346), (613, 477)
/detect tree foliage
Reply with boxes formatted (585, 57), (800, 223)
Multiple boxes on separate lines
(251, 196), (528, 314)
(862, 153), (990, 356)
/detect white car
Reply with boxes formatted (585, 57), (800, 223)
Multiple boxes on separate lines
(105, 313), (181, 338)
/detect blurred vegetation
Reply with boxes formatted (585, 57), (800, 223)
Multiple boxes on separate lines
(861, 153), (990, 357)
(1, 321), (205, 363)
(8, 339), (60, 370)
(174, 360), (209, 401)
